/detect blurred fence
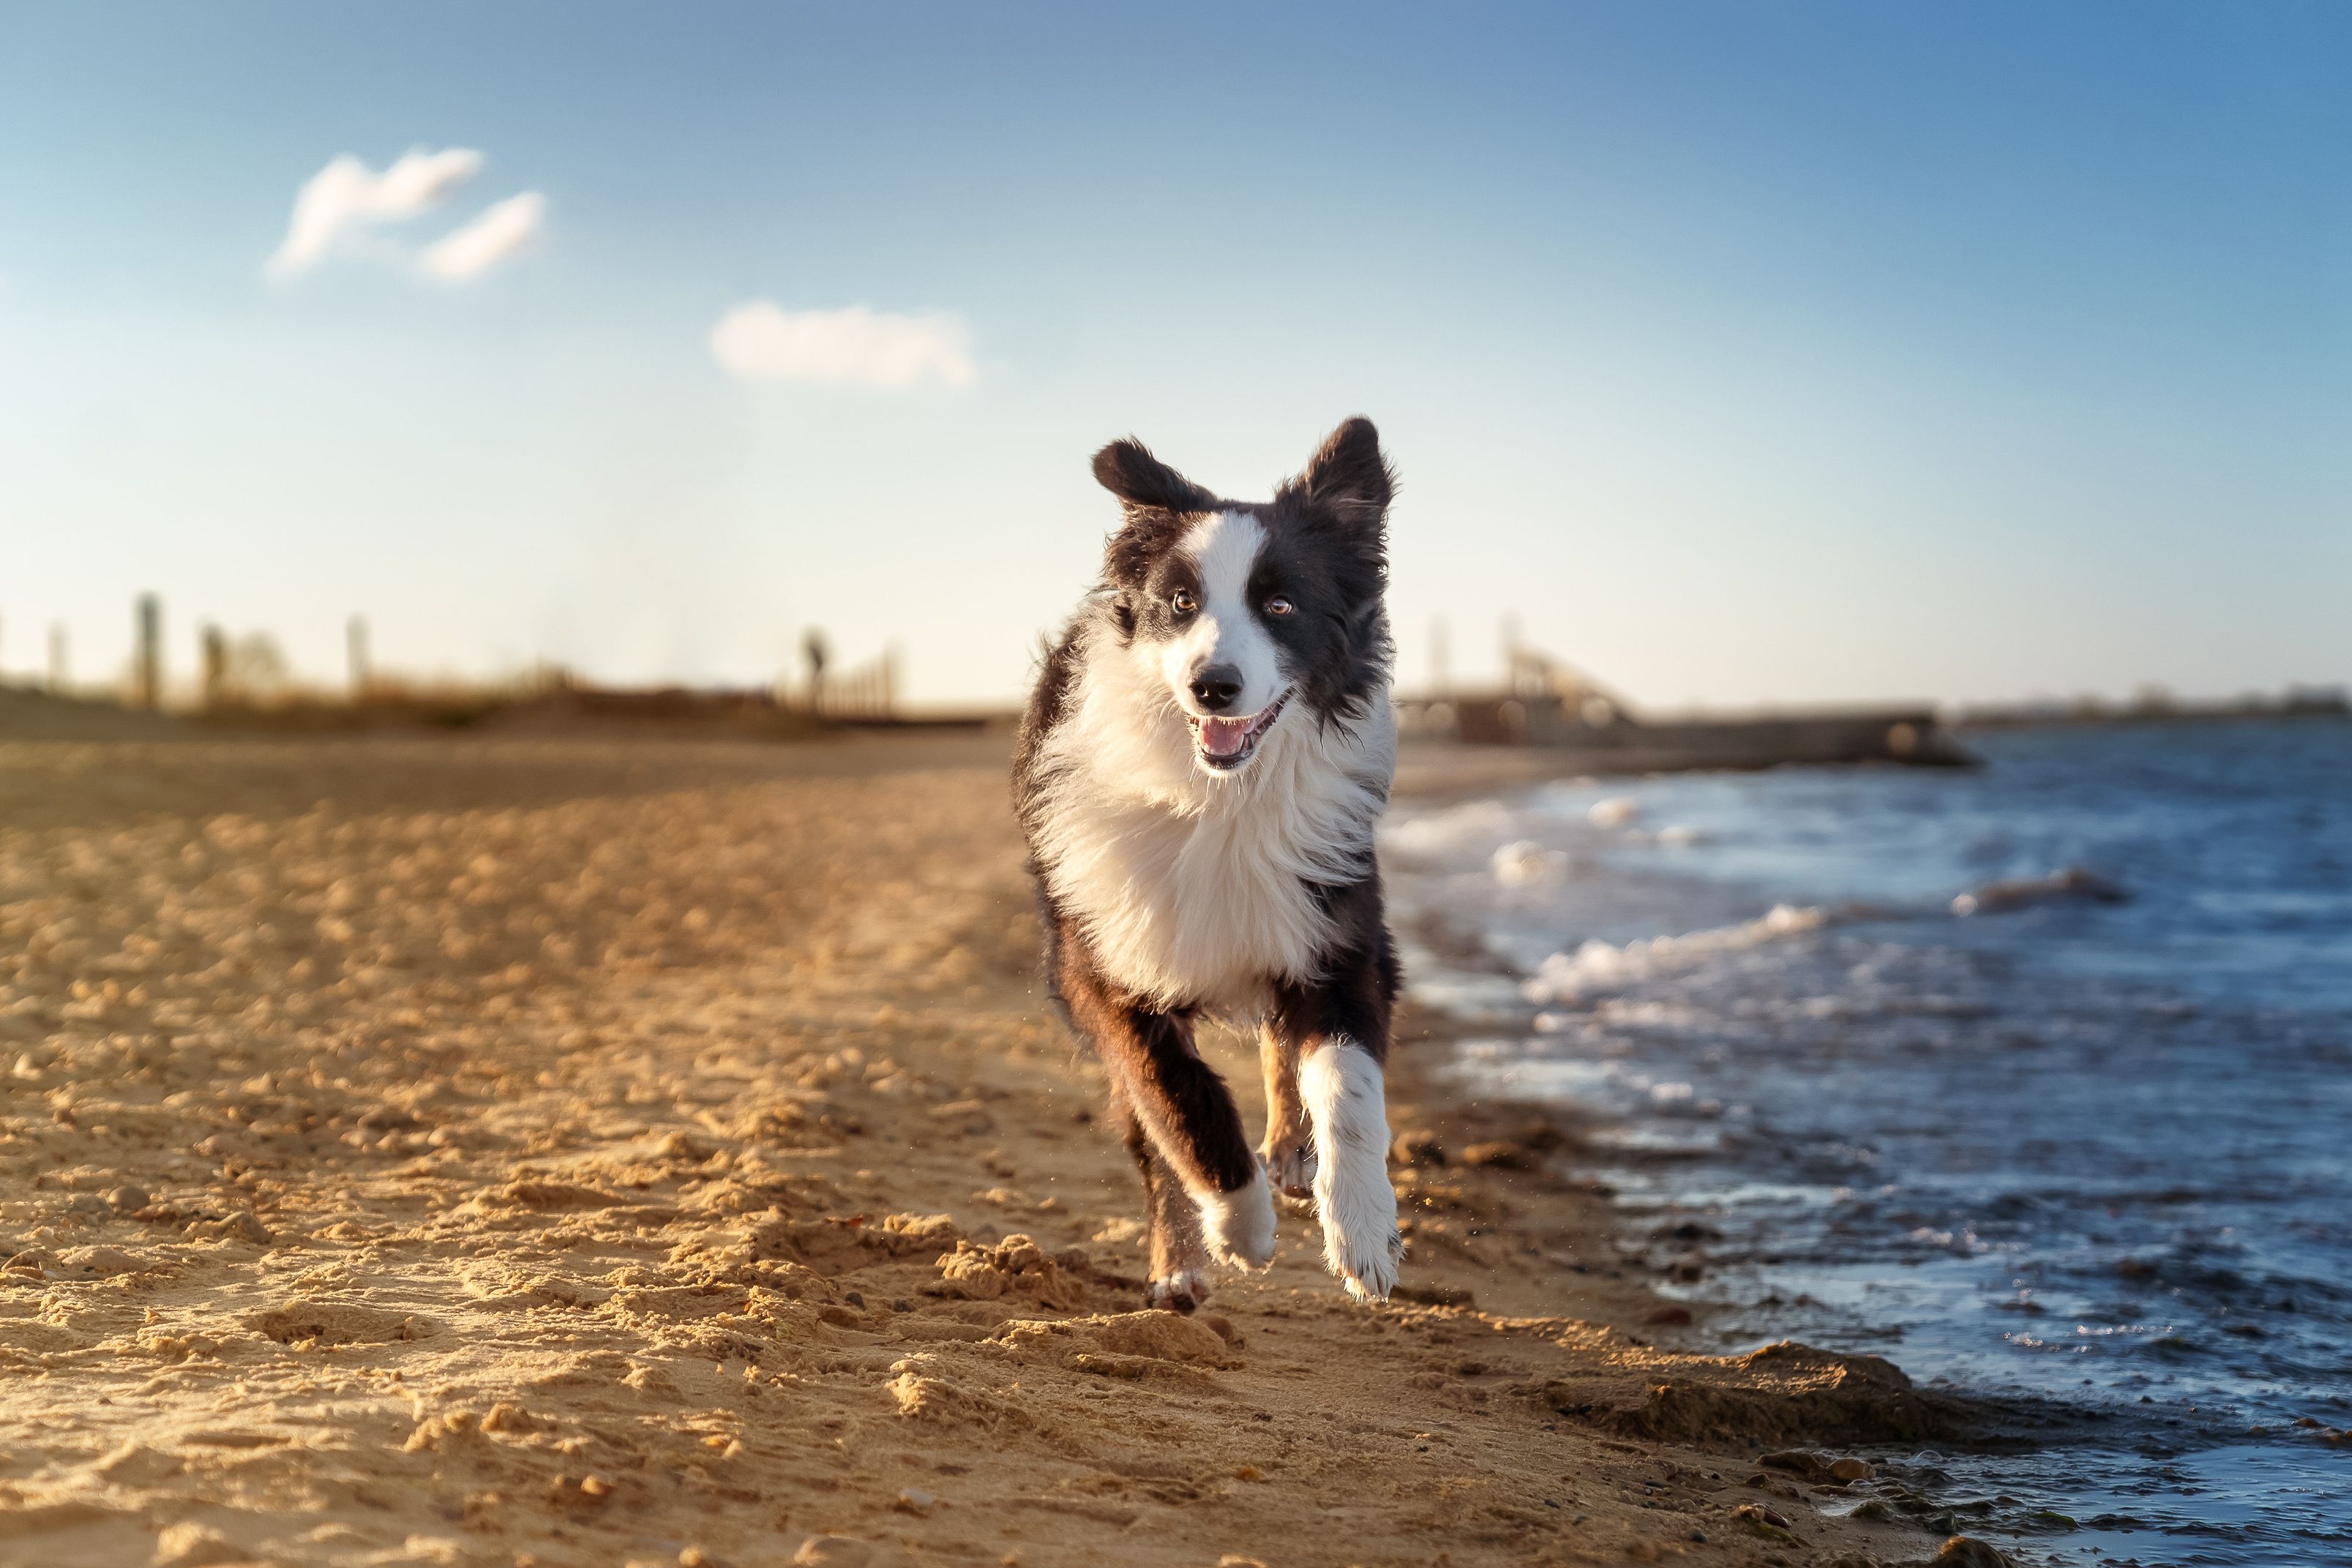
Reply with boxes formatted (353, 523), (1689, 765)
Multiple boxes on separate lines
(806, 648), (899, 719)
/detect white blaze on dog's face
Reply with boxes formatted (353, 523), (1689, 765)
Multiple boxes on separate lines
(1156, 511), (1291, 773)
(1090, 419), (1396, 779)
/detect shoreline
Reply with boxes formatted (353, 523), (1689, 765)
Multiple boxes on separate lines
(1, 728), (2040, 1567)
(1382, 730), (2352, 1567)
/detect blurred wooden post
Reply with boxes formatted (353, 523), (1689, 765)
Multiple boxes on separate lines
(48, 623), (67, 694)
(802, 630), (828, 715)
(1431, 615), (1451, 696)
(135, 593), (162, 709)
(201, 625), (228, 709)
(884, 645), (900, 716)
(347, 614), (370, 699)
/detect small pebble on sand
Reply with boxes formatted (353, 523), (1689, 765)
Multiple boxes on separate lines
(1392, 1129), (1447, 1166)
(1936, 1539), (2015, 1568)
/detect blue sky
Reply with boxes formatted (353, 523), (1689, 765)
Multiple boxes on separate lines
(1, 2), (2345, 708)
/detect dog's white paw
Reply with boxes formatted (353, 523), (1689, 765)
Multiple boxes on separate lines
(1146, 1267), (1210, 1313)
(1330, 1207), (1404, 1302)
(1260, 1131), (1319, 1199)
(1196, 1169), (1276, 1270)
(1303, 1043), (1403, 1303)
(1317, 1139), (1403, 1302)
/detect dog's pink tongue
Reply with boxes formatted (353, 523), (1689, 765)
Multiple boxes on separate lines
(1199, 716), (1251, 757)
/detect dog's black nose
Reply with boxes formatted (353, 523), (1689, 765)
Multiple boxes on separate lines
(1188, 666), (1243, 713)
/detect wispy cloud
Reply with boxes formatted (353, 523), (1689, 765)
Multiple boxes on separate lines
(267, 148), (482, 279)
(708, 303), (975, 388)
(418, 192), (546, 281)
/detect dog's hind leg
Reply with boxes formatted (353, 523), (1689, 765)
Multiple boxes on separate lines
(1258, 1020), (1317, 1199)
(1054, 923), (1274, 1272)
(1114, 1087), (1210, 1311)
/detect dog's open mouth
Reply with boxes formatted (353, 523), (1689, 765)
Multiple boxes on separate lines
(1188, 694), (1288, 771)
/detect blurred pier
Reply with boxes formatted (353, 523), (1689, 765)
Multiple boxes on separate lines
(1395, 639), (1972, 773)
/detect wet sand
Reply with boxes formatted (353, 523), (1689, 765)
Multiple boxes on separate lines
(1, 727), (1996, 1567)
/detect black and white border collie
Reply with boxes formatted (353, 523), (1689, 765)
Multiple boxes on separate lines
(1014, 418), (1404, 1308)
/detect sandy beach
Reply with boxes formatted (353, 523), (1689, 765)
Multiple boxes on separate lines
(1, 724), (2002, 1568)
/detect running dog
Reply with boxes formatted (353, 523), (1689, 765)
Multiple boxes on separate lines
(1013, 417), (1404, 1309)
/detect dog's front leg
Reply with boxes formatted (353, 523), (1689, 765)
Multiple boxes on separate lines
(1055, 924), (1274, 1279)
(1117, 1007), (1276, 1273)
(1272, 946), (1402, 1302)
(1300, 1037), (1401, 1301)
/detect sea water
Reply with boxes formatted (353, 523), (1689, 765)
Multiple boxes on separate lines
(1382, 720), (2352, 1566)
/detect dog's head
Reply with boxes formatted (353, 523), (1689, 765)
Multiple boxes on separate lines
(1090, 418), (1394, 775)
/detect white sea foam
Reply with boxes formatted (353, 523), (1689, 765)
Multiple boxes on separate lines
(1489, 839), (1572, 886)
(1377, 799), (1522, 863)
(1587, 796), (1641, 828)
(1521, 903), (1829, 1004)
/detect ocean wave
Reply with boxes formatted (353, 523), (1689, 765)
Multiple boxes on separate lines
(1376, 799), (1524, 864)
(1521, 903), (1830, 1004)
(1951, 866), (2128, 917)
(1587, 795), (1641, 828)
(1489, 839), (1573, 885)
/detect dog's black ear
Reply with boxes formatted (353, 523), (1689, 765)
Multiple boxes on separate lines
(1092, 438), (1218, 517)
(1289, 416), (1394, 529)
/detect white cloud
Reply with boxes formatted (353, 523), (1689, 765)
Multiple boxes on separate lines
(418, 192), (545, 281)
(708, 302), (975, 388)
(267, 148), (482, 278)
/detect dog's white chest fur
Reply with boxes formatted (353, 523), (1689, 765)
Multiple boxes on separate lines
(1031, 621), (1395, 1010)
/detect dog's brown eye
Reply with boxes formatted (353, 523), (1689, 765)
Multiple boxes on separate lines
(1171, 589), (1197, 614)
(1265, 596), (1294, 616)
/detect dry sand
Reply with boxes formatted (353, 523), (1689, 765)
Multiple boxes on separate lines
(1, 727), (2004, 1568)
